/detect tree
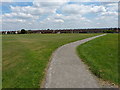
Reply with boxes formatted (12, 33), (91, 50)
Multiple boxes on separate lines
(103, 30), (114, 33)
(27, 30), (32, 34)
(21, 29), (26, 34)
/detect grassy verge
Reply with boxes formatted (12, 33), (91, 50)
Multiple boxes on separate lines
(2, 33), (98, 88)
(77, 34), (119, 85)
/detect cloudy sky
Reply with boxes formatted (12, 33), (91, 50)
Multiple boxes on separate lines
(0, 0), (119, 31)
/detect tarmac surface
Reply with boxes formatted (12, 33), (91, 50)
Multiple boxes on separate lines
(45, 34), (106, 88)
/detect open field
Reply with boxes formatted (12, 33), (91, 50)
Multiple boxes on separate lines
(77, 34), (119, 85)
(2, 33), (98, 88)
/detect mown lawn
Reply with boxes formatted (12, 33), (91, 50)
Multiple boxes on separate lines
(77, 34), (119, 85)
(2, 33), (98, 88)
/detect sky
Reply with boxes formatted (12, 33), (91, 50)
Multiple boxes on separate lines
(0, 0), (119, 31)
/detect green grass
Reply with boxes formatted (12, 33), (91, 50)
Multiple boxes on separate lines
(77, 34), (119, 85)
(2, 33), (98, 88)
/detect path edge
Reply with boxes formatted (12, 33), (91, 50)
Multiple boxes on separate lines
(41, 34), (106, 88)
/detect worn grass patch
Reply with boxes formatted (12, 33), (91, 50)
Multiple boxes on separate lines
(2, 33), (98, 88)
(77, 34), (119, 85)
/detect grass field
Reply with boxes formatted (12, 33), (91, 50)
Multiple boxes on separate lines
(2, 33), (98, 88)
(77, 34), (119, 85)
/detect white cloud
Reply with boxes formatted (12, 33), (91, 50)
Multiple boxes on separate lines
(91, 5), (106, 13)
(0, 0), (119, 2)
(2, 19), (26, 23)
(41, 13), (90, 25)
(106, 3), (118, 12)
(33, 0), (119, 2)
(33, 0), (69, 7)
(54, 19), (64, 23)
(96, 3), (118, 20)
(40, 15), (64, 23)
(101, 11), (118, 16)
(1, 2), (118, 30)
(10, 5), (55, 15)
(3, 12), (39, 19)
(61, 4), (107, 15)
(0, 0), (13, 2)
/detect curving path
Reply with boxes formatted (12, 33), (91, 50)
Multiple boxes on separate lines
(45, 34), (106, 88)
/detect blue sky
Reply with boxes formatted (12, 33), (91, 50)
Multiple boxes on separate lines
(0, 1), (118, 31)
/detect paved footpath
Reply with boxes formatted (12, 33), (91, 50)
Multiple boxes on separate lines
(45, 34), (106, 88)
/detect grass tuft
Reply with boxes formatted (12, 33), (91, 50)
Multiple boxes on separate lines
(77, 34), (119, 85)
(2, 33), (98, 88)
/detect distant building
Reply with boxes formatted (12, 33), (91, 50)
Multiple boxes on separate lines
(2, 28), (119, 34)
(57, 31), (60, 34)
(15, 31), (18, 34)
(5, 31), (7, 34)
